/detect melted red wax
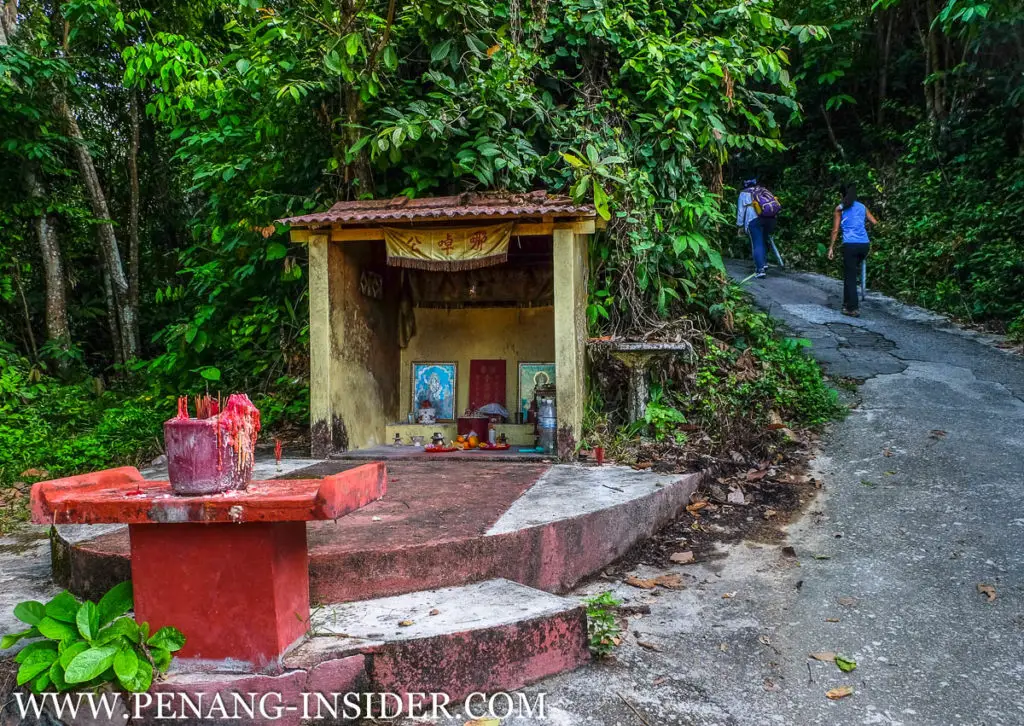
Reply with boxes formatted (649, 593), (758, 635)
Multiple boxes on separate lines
(213, 394), (261, 475)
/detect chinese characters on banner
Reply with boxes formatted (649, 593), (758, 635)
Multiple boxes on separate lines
(383, 223), (513, 271)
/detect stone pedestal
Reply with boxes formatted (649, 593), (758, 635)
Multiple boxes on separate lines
(31, 463), (386, 668)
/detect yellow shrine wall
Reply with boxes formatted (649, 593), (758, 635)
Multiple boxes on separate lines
(399, 306), (555, 420)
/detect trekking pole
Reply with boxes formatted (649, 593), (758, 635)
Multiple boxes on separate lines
(769, 236), (785, 269)
(860, 259), (867, 301)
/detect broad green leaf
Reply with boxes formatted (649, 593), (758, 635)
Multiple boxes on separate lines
(147, 626), (186, 653)
(13, 601), (46, 626)
(14, 640), (57, 664)
(1, 627), (39, 650)
(344, 33), (360, 57)
(76, 601), (100, 641)
(561, 152), (586, 168)
(17, 656), (53, 686)
(113, 646), (139, 681)
(199, 366), (221, 381)
(266, 242), (288, 261)
(835, 654), (857, 672)
(383, 46), (398, 71)
(430, 39), (452, 63)
(37, 617), (79, 643)
(119, 658), (153, 692)
(64, 645), (118, 684)
(96, 617), (140, 645)
(32, 671), (51, 693)
(593, 180), (611, 221)
(150, 646), (171, 671)
(44, 592), (80, 623)
(49, 661), (70, 691)
(59, 640), (90, 669)
(235, 59), (250, 75)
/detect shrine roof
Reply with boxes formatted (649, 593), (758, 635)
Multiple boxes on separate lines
(277, 190), (595, 228)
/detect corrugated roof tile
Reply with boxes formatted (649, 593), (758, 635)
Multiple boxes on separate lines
(277, 190), (594, 226)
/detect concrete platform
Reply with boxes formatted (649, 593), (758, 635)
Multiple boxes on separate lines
(52, 460), (703, 604)
(151, 580), (587, 726)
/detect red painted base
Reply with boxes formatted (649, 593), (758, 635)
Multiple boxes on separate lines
(129, 521), (310, 666)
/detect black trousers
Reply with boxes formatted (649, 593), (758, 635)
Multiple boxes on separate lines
(842, 244), (869, 311)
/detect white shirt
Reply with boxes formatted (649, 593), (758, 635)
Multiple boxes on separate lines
(736, 189), (758, 230)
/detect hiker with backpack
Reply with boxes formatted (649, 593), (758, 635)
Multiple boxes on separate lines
(736, 178), (781, 278)
(828, 183), (878, 317)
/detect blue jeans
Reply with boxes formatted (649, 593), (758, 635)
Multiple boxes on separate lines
(747, 217), (776, 271)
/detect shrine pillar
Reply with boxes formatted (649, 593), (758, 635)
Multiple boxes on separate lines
(553, 227), (589, 458)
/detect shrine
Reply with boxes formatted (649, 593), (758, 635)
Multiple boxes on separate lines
(278, 191), (598, 459)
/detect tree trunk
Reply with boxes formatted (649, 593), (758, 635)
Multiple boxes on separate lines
(820, 104), (846, 160)
(56, 93), (139, 361)
(11, 258), (38, 361)
(0, 0), (16, 45)
(25, 167), (72, 353)
(876, 9), (894, 126)
(102, 266), (123, 366)
(127, 91), (141, 353)
(925, 0), (945, 122)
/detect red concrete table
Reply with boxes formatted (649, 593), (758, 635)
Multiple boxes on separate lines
(32, 463), (386, 668)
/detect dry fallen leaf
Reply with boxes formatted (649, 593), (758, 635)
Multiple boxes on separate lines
(826, 686), (854, 700)
(398, 620), (414, 627)
(465, 719), (500, 726)
(763, 678), (780, 692)
(429, 609), (440, 616)
(809, 651), (837, 662)
(652, 676), (668, 686)
(758, 635), (772, 646)
(722, 591), (737, 599)
(746, 469), (770, 482)
(670, 551), (695, 564)
(686, 501), (709, 515)
(654, 574), (685, 589)
(882, 447), (894, 457)
(930, 429), (947, 439)
(625, 576), (658, 590)
(764, 508), (779, 520)
(977, 583), (997, 602)
(825, 617), (841, 623)
(836, 596), (858, 607)
(637, 640), (664, 652)
(719, 643), (729, 652)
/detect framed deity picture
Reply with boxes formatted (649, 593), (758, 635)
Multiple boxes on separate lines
(411, 362), (457, 421)
(517, 362), (556, 421)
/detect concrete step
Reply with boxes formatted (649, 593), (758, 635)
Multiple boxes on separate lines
(155, 579), (588, 725)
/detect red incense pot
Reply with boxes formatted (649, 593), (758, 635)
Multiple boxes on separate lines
(164, 393), (261, 495)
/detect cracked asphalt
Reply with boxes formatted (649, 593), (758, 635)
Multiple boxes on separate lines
(414, 265), (1024, 726)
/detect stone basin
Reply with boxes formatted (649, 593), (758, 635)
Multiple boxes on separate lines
(589, 338), (695, 422)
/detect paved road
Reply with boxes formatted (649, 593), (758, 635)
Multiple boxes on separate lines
(424, 266), (1024, 726)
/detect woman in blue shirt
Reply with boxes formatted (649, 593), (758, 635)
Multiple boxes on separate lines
(828, 183), (878, 317)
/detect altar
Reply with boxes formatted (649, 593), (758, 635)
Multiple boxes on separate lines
(279, 191), (597, 460)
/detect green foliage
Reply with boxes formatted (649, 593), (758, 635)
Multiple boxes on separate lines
(643, 384), (689, 443)
(2, 582), (184, 694)
(583, 591), (622, 658)
(0, 0), (846, 483)
(745, 0), (1024, 336)
(757, 121), (1024, 334)
(0, 348), (166, 496)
